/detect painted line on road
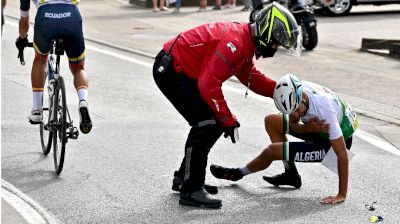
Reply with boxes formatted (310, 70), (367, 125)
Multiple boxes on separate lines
(6, 21), (399, 157)
(1, 179), (62, 224)
(85, 45), (153, 68)
(354, 129), (400, 157)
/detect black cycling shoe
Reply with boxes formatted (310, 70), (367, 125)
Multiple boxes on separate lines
(179, 189), (222, 209)
(210, 164), (243, 181)
(172, 171), (218, 194)
(79, 100), (92, 134)
(262, 172), (302, 189)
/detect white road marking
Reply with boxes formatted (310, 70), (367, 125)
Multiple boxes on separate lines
(85, 45), (153, 68)
(354, 129), (400, 157)
(1, 180), (62, 224)
(2, 188), (47, 224)
(6, 21), (399, 157)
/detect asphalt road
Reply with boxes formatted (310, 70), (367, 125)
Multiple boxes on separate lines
(2, 14), (400, 223)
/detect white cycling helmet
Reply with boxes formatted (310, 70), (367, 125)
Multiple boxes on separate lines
(273, 74), (303, 114)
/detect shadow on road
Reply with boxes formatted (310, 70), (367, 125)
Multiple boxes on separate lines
(163, 183), (333, 223)
(2, 152), (62, 192)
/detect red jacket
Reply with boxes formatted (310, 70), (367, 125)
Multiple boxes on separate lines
(163, 22), (276, 128)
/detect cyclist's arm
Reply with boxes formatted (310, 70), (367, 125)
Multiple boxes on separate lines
(19, 0), (30, 38)
(288, 115), (320, 133)
(327, 136), (348, 203)
(289, 115), (330, 134)
(288, 115), (308, 133)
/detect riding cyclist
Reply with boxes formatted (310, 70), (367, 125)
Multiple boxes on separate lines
(16, 0), (92, 134)
(153, 2), (302, 208)
(210, 74), (358, 204)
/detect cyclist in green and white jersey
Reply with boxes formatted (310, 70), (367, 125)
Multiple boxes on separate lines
(210, 74), (358, 204)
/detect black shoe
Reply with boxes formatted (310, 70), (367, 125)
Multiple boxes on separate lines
(262, 172), (302, 189)
(213, 5), (221, 10)
(172, 171), (218, 194)
(79, 100), (92, 134)
(241, 6), (250, 11)
(179, 189), (222, 208)
(210, 164), (243, 181)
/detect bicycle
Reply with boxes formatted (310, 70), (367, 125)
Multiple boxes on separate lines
(18, 38), (79, 175)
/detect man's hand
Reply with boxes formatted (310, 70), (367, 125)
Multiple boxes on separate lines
(15, 35), (28, 50)
(321, 194), (346, 204)
(223, 121), (240, 144)
(306, 117), (329, 133)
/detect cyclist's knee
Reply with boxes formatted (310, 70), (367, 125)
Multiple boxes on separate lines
(33, 52), (48, 65)
(264, 114), (282, 134)
(69, 62), (85, 74)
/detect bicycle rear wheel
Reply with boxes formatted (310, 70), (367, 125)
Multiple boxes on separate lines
(53, 77), (67, 175)
(40, 85), (53, 155)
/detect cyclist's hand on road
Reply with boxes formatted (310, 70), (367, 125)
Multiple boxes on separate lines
(223, 121), (240, 144)
(15, 35), (28, 50)
(307, 117), (329, 133)
(321, 194), (346, 204)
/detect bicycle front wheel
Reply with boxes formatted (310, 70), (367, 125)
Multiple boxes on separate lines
(53, 77), (67, 175)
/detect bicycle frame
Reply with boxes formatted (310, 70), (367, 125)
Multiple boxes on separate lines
(45, 39), (78, 140)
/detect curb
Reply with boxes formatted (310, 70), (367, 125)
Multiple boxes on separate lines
(1, 180), (62, 224)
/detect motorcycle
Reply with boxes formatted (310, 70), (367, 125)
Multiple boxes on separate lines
(249, 0), (334, 50)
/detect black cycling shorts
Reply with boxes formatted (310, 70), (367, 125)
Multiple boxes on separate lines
(34, 4), (85, 65)
(281, 114), (353, 162)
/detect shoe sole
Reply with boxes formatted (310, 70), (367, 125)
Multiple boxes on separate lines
(29, 120), (42, 125)
(262, 176), (301, 189)
(79, 106), (92, 134)
(179, 198), (222, 209)
(172, 183), (218, 195)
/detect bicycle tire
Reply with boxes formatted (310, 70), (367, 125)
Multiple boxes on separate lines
(40, 78), (53, 155)
(40, 113), (53, 155)
(53, 77), (67, 175)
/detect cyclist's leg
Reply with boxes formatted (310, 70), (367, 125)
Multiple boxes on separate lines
(62, 5), (91, 134)
(265, 114), (303, 175)
(246, 140), (331, 173)
(63, 5), (87, 101)
(29, 7), (53, 123)
(264, 114), (327, 183)
(264, 113), (288, 143)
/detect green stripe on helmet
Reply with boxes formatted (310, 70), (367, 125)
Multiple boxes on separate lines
(267, 7), (291, 44)
(260, 9), (272, 37)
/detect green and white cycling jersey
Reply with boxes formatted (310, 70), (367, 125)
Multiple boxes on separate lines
(301, 81), (358, 140)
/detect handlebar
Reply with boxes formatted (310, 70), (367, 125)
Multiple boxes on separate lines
(18, 42), (33, 66)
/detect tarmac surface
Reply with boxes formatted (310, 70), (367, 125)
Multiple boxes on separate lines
(2, 1), (400, 223)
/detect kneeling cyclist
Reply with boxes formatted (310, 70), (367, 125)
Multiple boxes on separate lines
(210, 74), (358, 204)
(16, 0), (92, 134)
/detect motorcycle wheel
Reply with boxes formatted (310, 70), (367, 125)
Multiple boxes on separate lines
(302, 24), (318, 51)
(249, 9), (259, 23)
